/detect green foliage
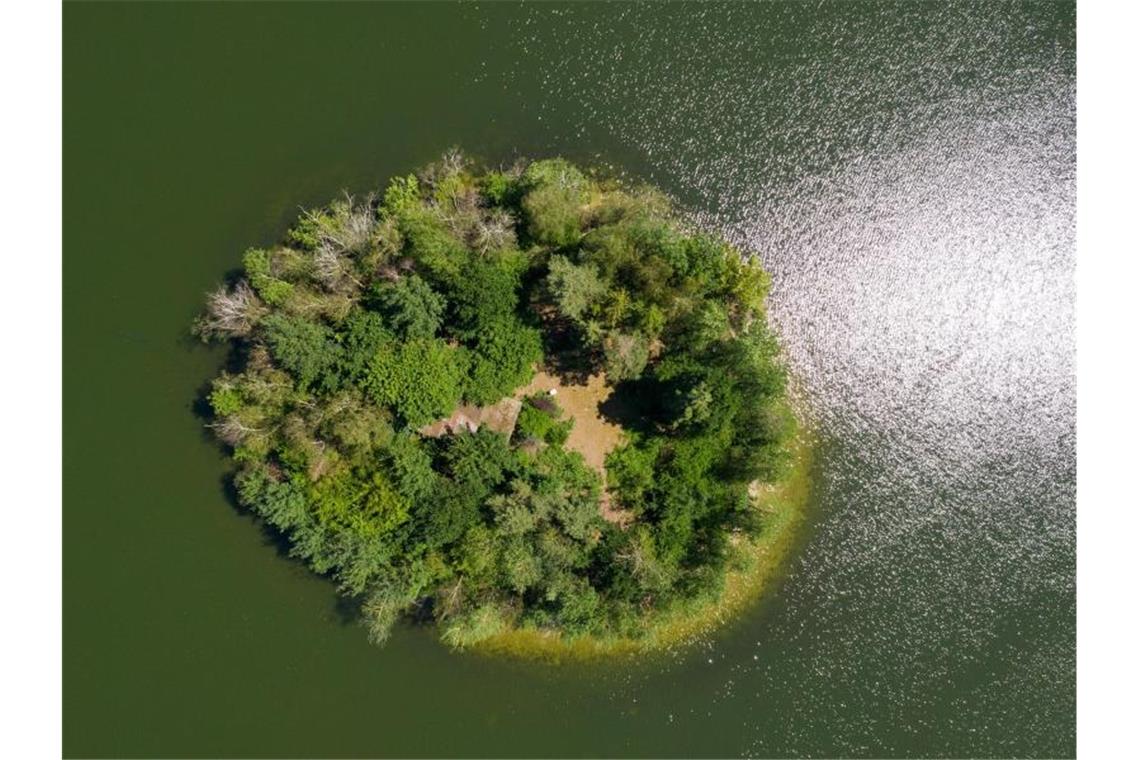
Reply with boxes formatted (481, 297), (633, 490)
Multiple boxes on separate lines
(605, 436), (663, 512)
(383, 433), (438, 505)
(362, 338), (466, 426)
(309, 467), (409, 538)
(465, 321), (542, 405)
(397, 209), (468, 282)
(243, 247), (295, 306)
(439, 602), (508, 649)
(370, 274), (446, 340)
(198, 152), (793, 650)
(208, 379), (243, 417)
(337, 310), (393, 383)
(546, 255), (608, 322)
(516, 396), (573, 446)
(727, 255), (772, 318)
(261, 313), (342, 392)
(448, 260), (523, 338)
(480, 171), (514, 206)
(318, 391), (393, 454)
(416, 478), (480, 551)
(442, 428), (516, 500)
(602, 331), (651, 382)
(444, 259), (542, 404)
(382, 174), (420, 215)
(520, 159), (590, 246)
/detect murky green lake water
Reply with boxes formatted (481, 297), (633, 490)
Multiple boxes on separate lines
(64, 2), (1075, 757)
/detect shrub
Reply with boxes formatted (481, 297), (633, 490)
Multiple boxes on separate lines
(516, 397), (572, 446)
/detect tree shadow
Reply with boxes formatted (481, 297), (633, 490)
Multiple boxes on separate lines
(598, 377), (662, 435)
(333, 594), (364, 626)
(543, 345), (597, 386)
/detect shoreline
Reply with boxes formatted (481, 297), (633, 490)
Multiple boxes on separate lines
(469, 430), (815, 662)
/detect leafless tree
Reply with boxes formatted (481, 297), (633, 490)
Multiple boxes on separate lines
(193, 279), (266, 340)
(418, 147), (468, 194)
(470, 207), (517, 254)
(207, 415), (262, 447)
(300, 191), (376, 253)
(312, 241), (357, 291)
(299, 192), (375, 293)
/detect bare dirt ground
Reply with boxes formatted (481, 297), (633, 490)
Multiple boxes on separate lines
(516, 370), (633, 526)
(420, 368), (635, 526)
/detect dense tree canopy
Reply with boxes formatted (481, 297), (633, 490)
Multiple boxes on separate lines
(196, 151), (795, 648)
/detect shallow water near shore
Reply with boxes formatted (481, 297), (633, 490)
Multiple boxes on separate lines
(64, 2), (1075, 757)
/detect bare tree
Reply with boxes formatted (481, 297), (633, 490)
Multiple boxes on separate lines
(301, 191), (374, 292)
(207, 415), (262, 447)
(300, 191), (376, 253)
(470, 207), (517, 254)
(193, 280), (266, 340)
(418, 147), (468, 194)
(312, 241), (354, 290)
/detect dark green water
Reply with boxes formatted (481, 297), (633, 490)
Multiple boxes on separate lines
(64, 2), (1075, 757)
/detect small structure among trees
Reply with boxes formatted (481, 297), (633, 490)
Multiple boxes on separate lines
(419, 397), (523, 438)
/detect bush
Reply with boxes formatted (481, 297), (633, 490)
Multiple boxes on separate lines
(243, 247), (295, 306)
(516, 397), (572, 446)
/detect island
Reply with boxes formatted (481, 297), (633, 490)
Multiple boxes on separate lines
(196, 151), (810, 657)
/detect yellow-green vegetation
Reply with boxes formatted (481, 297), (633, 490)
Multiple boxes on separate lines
(196, 150), (801, 655)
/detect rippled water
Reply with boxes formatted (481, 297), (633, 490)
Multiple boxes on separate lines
(65, 2), (1075, 756)
(491, 2), (1076, 754)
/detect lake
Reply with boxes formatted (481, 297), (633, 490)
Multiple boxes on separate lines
(63, 2), (1075, 756)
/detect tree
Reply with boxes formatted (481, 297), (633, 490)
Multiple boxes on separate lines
(362, 338), (466, 426)
(396, 209), (469, 283)
(370, 274), (446, 340)
(194, 280), (265, 340)
(465, 320), (542, 405)
(338, 310), (394, 383)
(546, 255), (608, 322)
(243, 247), (296, 306)
(448, 259), (524, 338)
(442, 428), (515, 500)
(261, 313), (343, 393)
(520, 159), (590, 246)
(602, 331), (651, 382)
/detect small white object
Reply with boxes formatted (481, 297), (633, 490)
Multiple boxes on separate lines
(548, 388), (558, 396)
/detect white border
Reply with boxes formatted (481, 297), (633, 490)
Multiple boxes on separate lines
(0, 0), (62, 757)
(3, 1), (1132, 757)
(1077, 2), (1140, 757)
